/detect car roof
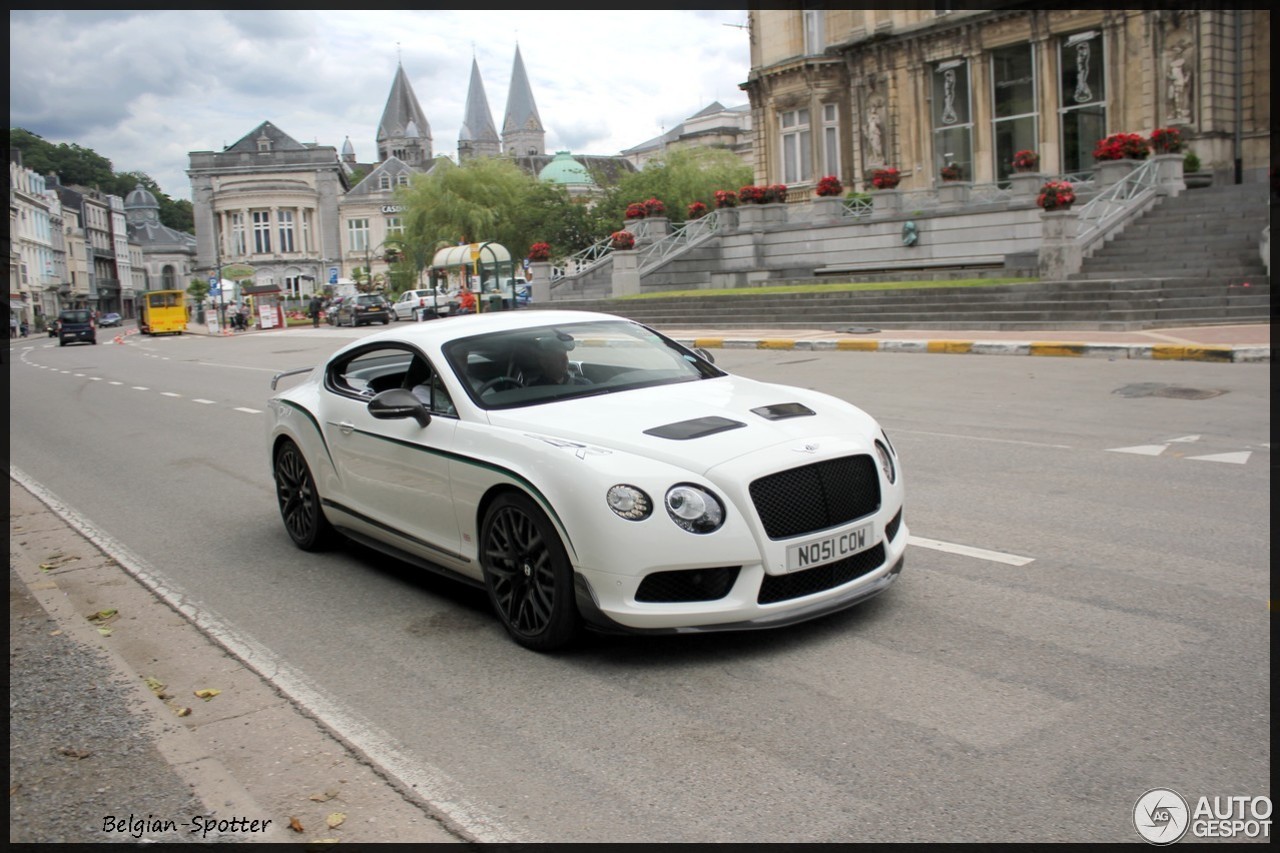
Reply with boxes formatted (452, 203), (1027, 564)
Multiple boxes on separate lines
(338, 309), (634, 354)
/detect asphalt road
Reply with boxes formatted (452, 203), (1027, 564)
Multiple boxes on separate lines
(8, 327), (1271, 843)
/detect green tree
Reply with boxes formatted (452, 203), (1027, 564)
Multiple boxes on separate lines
(598, 147), (753, 226)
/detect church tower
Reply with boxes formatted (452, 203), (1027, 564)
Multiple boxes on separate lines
(376, 62), (432, 165)
(502, 45), (545, 156)
(458, 57), (501, 162)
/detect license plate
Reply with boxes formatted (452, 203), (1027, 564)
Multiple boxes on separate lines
(785, 522), (875, 572)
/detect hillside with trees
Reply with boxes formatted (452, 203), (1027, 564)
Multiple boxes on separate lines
(9, 127), (194, 233)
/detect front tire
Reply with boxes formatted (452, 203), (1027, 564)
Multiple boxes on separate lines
(274, 440), (338, 551)
(480, 493), (581, 651)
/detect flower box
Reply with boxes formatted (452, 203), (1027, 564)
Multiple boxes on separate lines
(1012, 149), (1040, 173)
(1037, 180), (1077, 211)
(527, 242), (551, 262)
(610, 230), (635, 251)
(815, 175), (843, 197)
(868, 168), (901, 190)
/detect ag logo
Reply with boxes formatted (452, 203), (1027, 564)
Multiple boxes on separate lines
(1134, 788), (1190, 845)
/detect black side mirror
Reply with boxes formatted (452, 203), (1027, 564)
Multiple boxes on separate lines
(368, 388), (432, 428)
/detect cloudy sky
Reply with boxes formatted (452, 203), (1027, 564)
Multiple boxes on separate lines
(9, 9), (751, 202)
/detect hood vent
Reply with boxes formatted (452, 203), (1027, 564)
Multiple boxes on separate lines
(644, 416), (746, 440)
(751, 402), (816, 421)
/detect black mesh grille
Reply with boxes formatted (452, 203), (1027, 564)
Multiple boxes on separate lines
(885, 508), (902, 543)
(758, 543), (886, 604)
(635, 566), (741, 603)
(749, 455), (881, 539)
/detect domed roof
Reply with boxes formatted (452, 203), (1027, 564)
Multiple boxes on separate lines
(538, 151), (595, 187)
(124, 183), (159, 210)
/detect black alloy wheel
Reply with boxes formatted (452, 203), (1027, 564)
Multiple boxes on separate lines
(480, 493), (580, 651)
(274, 440), (337, 551)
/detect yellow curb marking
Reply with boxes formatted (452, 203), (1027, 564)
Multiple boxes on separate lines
(835, 340), (879, 351)
(1030, 342), (1087, 357)
(693, 338), (724, 349)
(926, 340), (974, 354)
(757, 339), (796, 350)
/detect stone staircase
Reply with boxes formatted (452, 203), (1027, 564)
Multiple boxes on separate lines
(541, 181), (1270, 331)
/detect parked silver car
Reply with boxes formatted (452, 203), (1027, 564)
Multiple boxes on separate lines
(392, 288), (458, 321)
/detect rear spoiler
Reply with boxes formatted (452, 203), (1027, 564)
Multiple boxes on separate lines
(271, 366), (314, 391)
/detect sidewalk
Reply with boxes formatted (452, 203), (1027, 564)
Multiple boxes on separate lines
(174, 318), (1272, 363)
(8, 477), (463, 844)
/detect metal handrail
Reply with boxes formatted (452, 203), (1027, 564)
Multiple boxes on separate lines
(1075, 159), (1159, 253)
(549, 235), (614, 286)
(637, 210), (723, 272)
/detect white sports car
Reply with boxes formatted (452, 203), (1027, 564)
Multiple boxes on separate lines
(268, 310), (906, 650)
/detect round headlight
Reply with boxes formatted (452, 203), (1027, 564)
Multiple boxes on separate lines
(874, 439), (896, 485)
(607, 484), (652, 520)
(664, 484), (725, 534)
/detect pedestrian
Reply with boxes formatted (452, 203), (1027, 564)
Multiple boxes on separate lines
(20, 319), (30, 338)
(308, 295), (323, 328)
(457, 288), (476, 315)
(9, 313), (18, 339)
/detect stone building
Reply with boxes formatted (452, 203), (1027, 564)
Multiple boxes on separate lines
(123, 183), (199, 296)
(187, 48), (635, 299)
(742, 8), (1269, 193)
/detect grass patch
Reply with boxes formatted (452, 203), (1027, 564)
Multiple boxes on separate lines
(618, 277), (1038, 300)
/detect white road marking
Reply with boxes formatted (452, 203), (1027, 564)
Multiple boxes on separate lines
(908, 536), (1035, 566)
(1166, 435), (1201, 443)
(233, 407), (262, 414)
(131, 386), (149, 391)
(160, 392), (181, 398)
(1188, 451), (1252, 464)
(1108, 444), (1168, 456)
(192, 399), (217, 405)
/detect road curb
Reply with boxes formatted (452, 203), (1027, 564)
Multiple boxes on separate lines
(677, 337), (1269, 363)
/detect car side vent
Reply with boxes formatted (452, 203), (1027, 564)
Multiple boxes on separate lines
(643, 416), (746, 440)
(751, 403), (816, 421)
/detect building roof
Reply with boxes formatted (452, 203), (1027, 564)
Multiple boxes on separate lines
(502, 45), (544, 138)
(377, 63), (432, 145)
(460, 57), (500, 145)
(538, 151), (597, 187)
(225, 121), (309, 154)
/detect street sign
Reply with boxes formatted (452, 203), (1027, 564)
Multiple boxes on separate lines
(208, 276), (218, 287)
(328, 267), (339, 285)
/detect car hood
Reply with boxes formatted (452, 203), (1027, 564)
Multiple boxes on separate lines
(484, 375), (882, 474)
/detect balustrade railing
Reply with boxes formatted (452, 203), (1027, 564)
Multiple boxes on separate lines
(1074, 159), (1158, 254)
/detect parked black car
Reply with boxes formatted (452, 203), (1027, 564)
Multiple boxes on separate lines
(333, 294), (392, 326)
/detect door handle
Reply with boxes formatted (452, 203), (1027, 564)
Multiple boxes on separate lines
(338, 421), (355, 435)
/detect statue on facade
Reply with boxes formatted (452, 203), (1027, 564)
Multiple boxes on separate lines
(864, 97), (885, 164)
(1166, 41), (1193, 124)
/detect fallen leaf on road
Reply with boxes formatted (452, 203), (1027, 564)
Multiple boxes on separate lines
(288, 817), (304, 833)
(171, 705), (192, 717)
(56, 747), (92, 759)
(194, 689), (221, 701)
(87, 608), (118, 623)
(326, 813), (346, 829)
(96, 626), (113, 637)
(144, 676), (166, 693)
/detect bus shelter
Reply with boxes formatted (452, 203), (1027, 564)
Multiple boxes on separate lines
(429, 242), (520, 312)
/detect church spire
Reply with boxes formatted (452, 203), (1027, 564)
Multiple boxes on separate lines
(376, 62), (432, 165)
(458, 56), (501, 161)
(502, 44), (545, 157)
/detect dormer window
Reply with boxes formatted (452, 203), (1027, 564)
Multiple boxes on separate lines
(379, 175), (392, 191)
(257, 134), (272, 153)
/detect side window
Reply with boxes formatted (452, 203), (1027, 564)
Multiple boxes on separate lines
(405, 355), (456, 416)
(328, 345), (414, 398)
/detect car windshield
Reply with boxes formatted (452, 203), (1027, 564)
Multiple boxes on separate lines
(356, 295), (383, 306)
(61, 310), (92, 323)
(443, 319), (724, 410)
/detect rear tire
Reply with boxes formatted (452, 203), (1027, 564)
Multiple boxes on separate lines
(274, 440), (338, 551)
(480, 493), (581, 651)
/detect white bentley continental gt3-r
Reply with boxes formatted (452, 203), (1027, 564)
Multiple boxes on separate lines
(268, 310), (906, 650)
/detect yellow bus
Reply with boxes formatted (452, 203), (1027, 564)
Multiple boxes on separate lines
(138, 289), (187, 335)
